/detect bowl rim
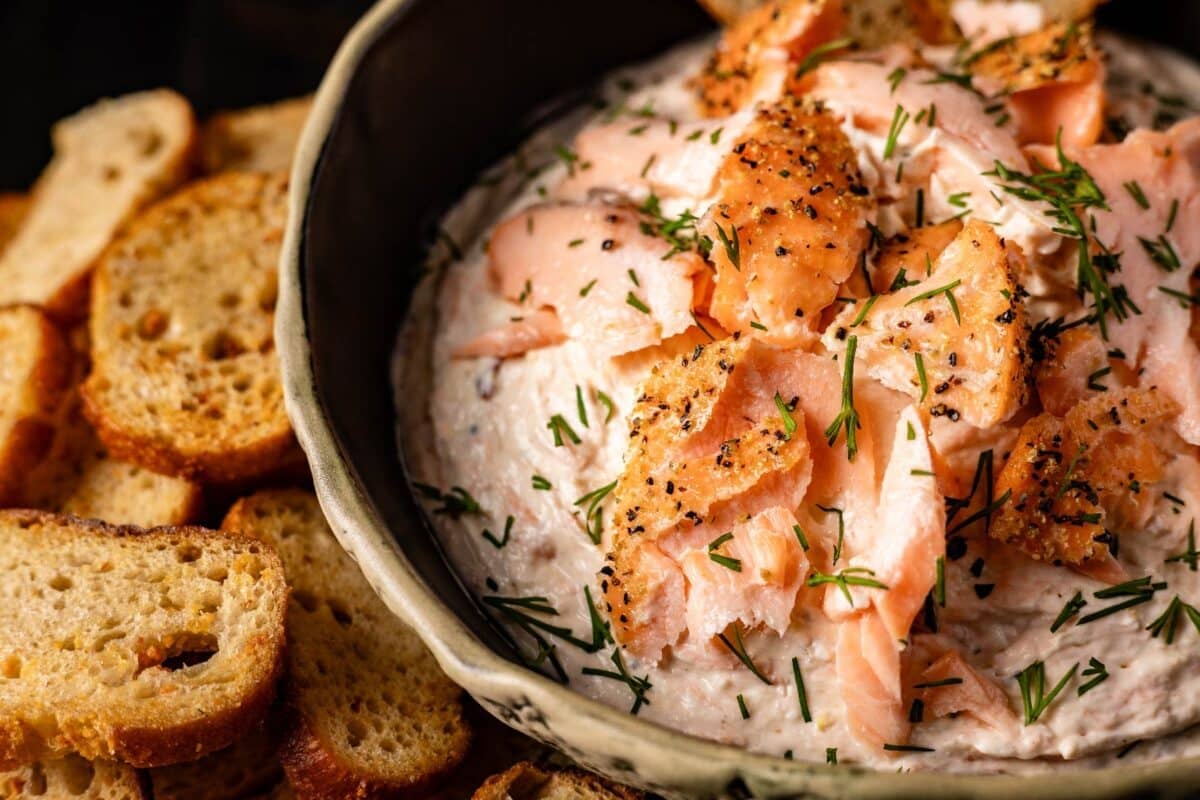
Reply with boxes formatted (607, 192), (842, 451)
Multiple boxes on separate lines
(277, 0), (1200, 795)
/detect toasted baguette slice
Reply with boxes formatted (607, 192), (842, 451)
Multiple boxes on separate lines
(0, 91), (195, 320)
(149, 724), (282, 800)
(1, 756), (147, 800)
(0, 306), (72, 505)
(201, 96), (313, 175)
(0, 511), (288, 769)
(472, 763), (643, 800)
(221, 490), (471, 799)
(82, 171), (296, 483)
(24, 387), (202, 527)
(0, 194), (29, 257)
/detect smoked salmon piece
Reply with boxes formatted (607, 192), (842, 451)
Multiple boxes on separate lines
(599, 540), (688, 663)
(454, 309), (565, 359)
(825, 220), (1030, 428)
(968, 22), (1105, 148)
(869, 219), (962, 295)
(604, 337), (816, 657)
(611, 337), (813, 544)
(705, 96), (873, 347)
(480, 202), (706, 358)
(557, 112), (752, 204)
(1029, 119), (1200, 445)
(822, 407), (943, 639)
(696, 0), (848, 117)
(836, 611), (910, 748)
(909, 643), (1013, 730)
(992, 388), (1180, 567)
(679, 506), (810, 641)
(1033, 326), (1136, 416)
(804, 61), (1034, 237)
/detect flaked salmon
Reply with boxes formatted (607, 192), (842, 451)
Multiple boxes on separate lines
(604, 337), (815, 657)
(907, 639), (1013, 730)
(824, 220), (1030, 428)
(557, 111), (755, 205)
(835, 610), (910, 748)
(823, 406), (944, 641)
(454, 309), (566, 359)
(1033, 325), (1137, 416)
(869, 219), (962, 295)
(1029, 119), (1200, 445)
(969, 22), (1106, 148)
(679, 506), (811, 641)
(705, 96), (873, 347)
(992, 388), (1181, 566)
(477, 202), (706, 358)
(697, 0), (848, 117)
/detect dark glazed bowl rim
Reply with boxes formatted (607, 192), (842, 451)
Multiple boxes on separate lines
(278, 0), (1200, 795)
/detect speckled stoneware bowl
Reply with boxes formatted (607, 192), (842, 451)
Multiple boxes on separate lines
(278, 0), (1200, 796)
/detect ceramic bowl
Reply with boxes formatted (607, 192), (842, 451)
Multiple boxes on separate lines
(278, 0), (1200, 796)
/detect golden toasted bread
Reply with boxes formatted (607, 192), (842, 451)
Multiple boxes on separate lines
(0, 194), (29, 257)
(24, 352), (202, 526)
(1, 757), (147, 800)
(221, 490), (471, 799)
(472, 762), (643, 800)
(201, 96), (313, 175)
(0, 511), (288, 769)
(0, 306), (73, 505)
(82, 171), (296, 484)
(0, 91), (195, 320)
(149, 724), (282, 800)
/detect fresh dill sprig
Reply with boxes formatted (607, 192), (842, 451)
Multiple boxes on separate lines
(583, 648), (652, 714)
(986, 132), (1133, 340)
(792, 656), (813, 722)
(1078, 657), (1109, 696)
(714, 221), (741, 270)
(884, 104), (911, 160)
(1166, 520), (1198, 571)
(483, 594), (601, 654)
(412, 483), (485, 518)
(807, 567), (888, 607)
(824, 336), (862, 461)
(482, 515), (515, 549)
(1015, 660), (1077, 725)
(793, 37), (855, 78)
(1051, 591), (1087, 633)
(904, 279), (962, 324)
(717, 622), (772, 685)
(774, 392), (798, 439)
(707, 532), (742, 572)
(574, 480), (617, 545)
(547, 414), (582, 447)
(575, 385), (589, 428)
(817, 504), (846, 564)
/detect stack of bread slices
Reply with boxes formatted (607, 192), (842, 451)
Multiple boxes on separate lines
(0, 91), (638, 800)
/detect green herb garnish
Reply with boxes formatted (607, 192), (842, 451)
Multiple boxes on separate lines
(824, 336), (861, 461)
(1015, 660), (1077, 725)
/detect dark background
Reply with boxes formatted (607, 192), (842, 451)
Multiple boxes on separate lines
(0, 0), (1195, 190)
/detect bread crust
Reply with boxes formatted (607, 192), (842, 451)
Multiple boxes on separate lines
(224, 490), (471, 800)
(81, 172), (297, 484)
(0, 306), (73, 504)
(280, 711), (454, 800)
(471, 762), (643, 800)
(0, 510), (289, 769)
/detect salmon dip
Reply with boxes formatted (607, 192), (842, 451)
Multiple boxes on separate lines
(395, 0), (1200, 773)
